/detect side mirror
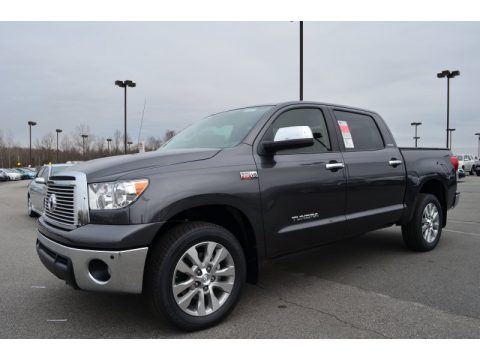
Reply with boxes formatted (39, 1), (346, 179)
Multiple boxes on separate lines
(35, 177), (45, 184)
(263, 126), (314, 153)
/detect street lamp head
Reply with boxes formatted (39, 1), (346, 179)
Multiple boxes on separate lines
(127, 141), (133, 145)
(449, 128), (456, 132)
(28, 121), (37, 126)
(115, 80), (126, 88)
(81, 134), (88, 139)
(449, 70), (460, 78)
(124, 80), (136, 88)
(106, 138), (112, 142)
(56, 129), (62, 133)
(437, 70), (449, 78)
(475, 133), (480, 136)
(410, 122), (422, 126)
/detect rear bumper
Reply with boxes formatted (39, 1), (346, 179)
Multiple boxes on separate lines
(37, 231), (148, 294)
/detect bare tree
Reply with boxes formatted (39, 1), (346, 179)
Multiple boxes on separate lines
(164, 129), (176, 142)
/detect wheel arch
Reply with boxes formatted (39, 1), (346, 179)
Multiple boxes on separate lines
(149, 203), (261, 284)
(418, 178), (448, 227)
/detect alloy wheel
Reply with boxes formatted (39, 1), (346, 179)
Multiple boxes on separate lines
(421, 203), (440, 243)
(172, 241), (235, 317)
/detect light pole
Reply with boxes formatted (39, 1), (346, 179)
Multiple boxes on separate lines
(127, 141), (133, 153)
(299, 21), (303, 101)
(27, 121), (37, 166)
(115, 80), (136, 154)
(437, 70), (460, 148)
(410, 122), (422, 148)
(56, 129), (62, 162)
(81, 134), (88, 159)
(106, 138), (112, 154)
(448, 128), (456, 150)
(475, 132), (480, 158)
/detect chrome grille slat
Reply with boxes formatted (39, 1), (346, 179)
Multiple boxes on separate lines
(44, 182), (77, 229)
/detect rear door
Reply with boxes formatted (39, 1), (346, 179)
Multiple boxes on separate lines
(253, 105), (347, 257)
(331, 109), (406, 237)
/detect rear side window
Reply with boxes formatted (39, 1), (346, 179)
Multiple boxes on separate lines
(265, 108), (332, 154)
(334, 111), (384, 151)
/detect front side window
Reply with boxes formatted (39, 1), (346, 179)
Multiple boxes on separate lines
(161, 106), (273, 150)
(334, 110), (384, 151)
(264, 108), (332, 154)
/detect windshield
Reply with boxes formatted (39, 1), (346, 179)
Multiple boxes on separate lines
(161, 106), (273, 150)
(51, 166), (70, 175)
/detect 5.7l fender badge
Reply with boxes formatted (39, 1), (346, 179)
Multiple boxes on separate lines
(240, 171), (258, 180)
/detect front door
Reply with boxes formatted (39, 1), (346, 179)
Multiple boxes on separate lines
(254, 106), (347, 257)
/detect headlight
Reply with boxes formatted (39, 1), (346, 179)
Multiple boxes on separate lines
(88, 179), (149, 210)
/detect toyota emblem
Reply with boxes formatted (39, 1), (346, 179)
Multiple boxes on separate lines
(48, 194), (57, 212)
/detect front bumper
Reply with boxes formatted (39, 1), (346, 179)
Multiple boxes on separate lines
(37, 231), (148, 293)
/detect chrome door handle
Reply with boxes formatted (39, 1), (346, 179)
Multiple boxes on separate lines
(325, 162), (345, 170)
(389, 159), (402, 166)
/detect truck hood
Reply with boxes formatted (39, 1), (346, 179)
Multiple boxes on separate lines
(69, 148), (221, 182)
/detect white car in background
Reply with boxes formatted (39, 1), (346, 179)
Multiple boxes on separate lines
(456, 154), (475, 175)
(0, 168), (22, 180)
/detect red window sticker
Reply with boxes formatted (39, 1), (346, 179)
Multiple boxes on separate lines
(337, 120), (354, 149)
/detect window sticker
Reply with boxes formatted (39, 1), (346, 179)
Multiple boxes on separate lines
(337, 120), (354, 149)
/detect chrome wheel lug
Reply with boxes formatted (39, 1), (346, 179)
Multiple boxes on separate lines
(211, 276), (216, 281)
(196, 269), (202, 276)
(203, 286), (208, 292)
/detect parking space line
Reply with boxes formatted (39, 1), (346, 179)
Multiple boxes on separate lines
(46, 319), (67, 322)
(444, 229), (480, 237)
(31, 285), (46, 289)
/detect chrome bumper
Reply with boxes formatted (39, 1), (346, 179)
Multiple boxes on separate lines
(37, 231), (148, 294)
(452, 192), (460, 209)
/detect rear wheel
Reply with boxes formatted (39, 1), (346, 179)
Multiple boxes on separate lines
(470, 167), (474, 175)
(402, 194), (443, 251)
(144, 221), (246, 331)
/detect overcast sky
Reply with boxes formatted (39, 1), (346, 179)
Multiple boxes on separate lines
(0, 22), (479, 155)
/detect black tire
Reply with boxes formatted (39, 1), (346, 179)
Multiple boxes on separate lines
(476, 171), (480, 176)
(144, 221), (246, 331)
(470, 167), (474, 175)
(402, 194), (443, 251)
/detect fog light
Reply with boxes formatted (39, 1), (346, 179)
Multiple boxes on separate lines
(88, 259), (111, 283)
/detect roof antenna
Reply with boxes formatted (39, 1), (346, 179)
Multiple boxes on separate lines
(137, 98), (147, 145)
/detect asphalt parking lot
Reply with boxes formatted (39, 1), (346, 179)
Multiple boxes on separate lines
(1, 177), (480, 338)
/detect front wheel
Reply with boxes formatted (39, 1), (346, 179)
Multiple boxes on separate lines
(402, 194), (443, 251)
(27, 195), (37, 217)
(144, 221), (246, 331)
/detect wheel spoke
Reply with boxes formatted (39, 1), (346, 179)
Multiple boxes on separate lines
(175, 260), (196, 277)
(211, 247), (228, 268)
(177, 288), (199, 311)
(197, 291), (206, 316)
(173, 278), (194, 296)
(203, 242), (217, 266)
(207, 290), (221, 312)
(186, 247), (202, 268)
(214, 265), (235, 277)
(212, 280), (233, 293)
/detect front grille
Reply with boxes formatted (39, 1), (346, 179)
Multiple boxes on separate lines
(44, 183), (76, 229)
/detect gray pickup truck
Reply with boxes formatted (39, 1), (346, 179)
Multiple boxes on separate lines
(36, 101), (460, 330)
